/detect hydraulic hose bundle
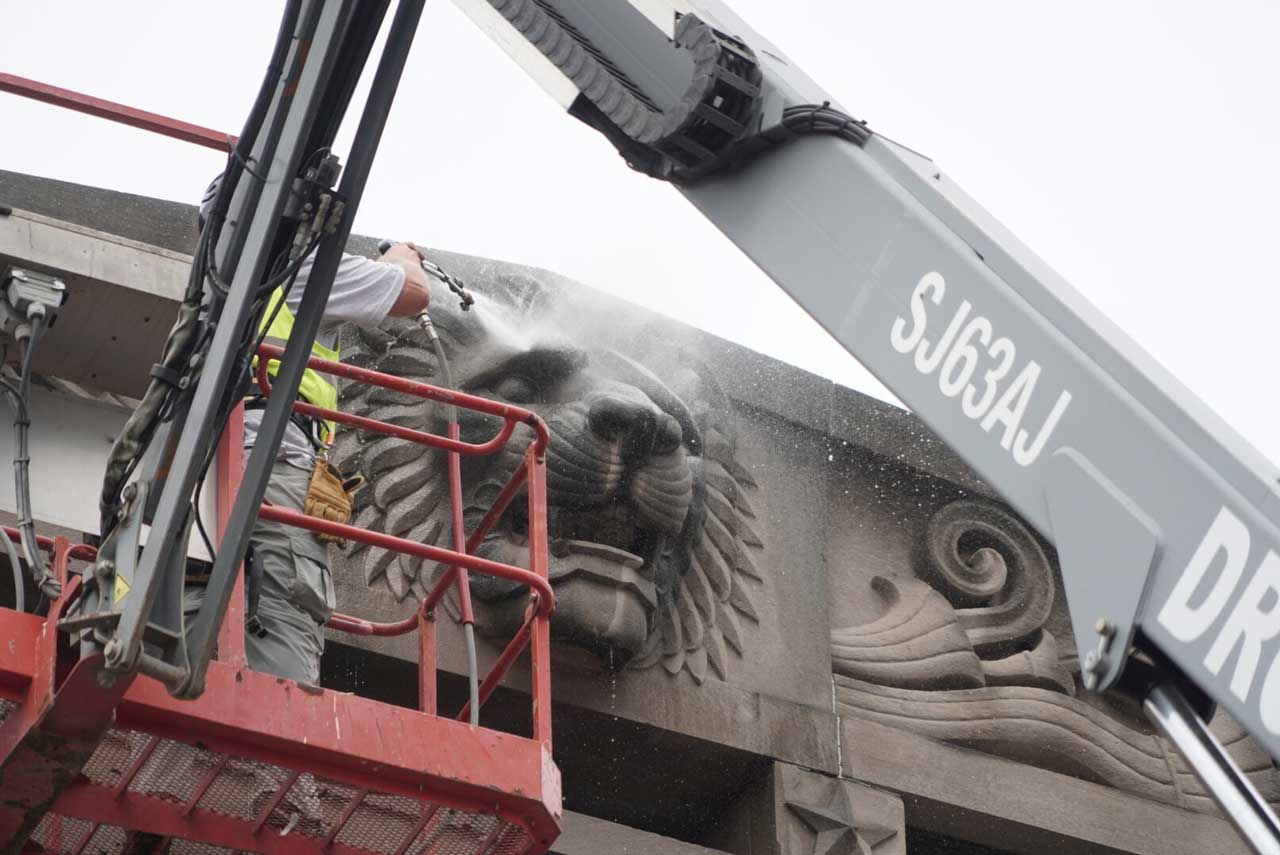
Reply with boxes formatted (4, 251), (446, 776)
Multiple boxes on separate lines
(98, 0), (303, 541)
(0, 308), (60, 607)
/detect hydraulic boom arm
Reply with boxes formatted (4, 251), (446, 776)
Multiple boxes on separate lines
(448, 0), (1280, 849)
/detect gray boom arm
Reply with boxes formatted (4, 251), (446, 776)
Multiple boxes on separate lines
(454, 0), (1280, 848)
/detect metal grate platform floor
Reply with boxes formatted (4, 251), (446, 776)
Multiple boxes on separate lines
(25, 723), (533, 855)
(0, 645), (560, 855)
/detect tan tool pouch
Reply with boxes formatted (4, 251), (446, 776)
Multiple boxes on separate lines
(303, 457), (365, 548)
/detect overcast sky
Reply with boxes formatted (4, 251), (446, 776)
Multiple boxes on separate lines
(2, 1), (1277, 465)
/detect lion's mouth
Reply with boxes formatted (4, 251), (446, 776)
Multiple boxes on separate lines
(470, 501), (659, 612)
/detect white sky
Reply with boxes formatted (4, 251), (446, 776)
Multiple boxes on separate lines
(2, 1), (1277, 465)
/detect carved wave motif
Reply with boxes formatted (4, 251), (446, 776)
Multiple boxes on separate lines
(831, 576), (984, 690)
(834, 676), (1280, 815)
(979, 630), (1074, 694)
(832, 575), (1074, 695)
(833, 495), (1279, 812)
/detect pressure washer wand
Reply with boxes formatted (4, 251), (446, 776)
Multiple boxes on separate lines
(376, 240), (475, 311)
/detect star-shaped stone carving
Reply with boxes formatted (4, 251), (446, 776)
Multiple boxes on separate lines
(786, 784), (898, 855)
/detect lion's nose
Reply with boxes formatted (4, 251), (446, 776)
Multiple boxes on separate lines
(588, 392), (682, 465)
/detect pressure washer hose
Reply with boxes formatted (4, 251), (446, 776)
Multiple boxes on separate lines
(380, 240), (480, 723)
(418, 310), (480, 727)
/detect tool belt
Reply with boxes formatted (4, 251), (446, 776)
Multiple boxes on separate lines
(240, 396), (366, 545)
(304, 457), (365, 548)
(243, 395), (329, 451)
(184, 398), (359, 587)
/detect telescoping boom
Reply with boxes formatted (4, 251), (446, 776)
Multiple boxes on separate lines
(448, 0), (1280, 850)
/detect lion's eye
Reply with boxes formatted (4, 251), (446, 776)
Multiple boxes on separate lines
(493, 375), (539, 404)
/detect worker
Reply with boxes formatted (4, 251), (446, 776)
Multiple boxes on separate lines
(191, 175), (431, 686)
(126, 179), (435, 846)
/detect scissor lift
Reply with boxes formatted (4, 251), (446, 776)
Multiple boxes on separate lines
(0, 344), (561, 854)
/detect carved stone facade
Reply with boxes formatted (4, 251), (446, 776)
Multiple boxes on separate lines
(327, 248), (1278, 825)
(780, 766), (904, 855)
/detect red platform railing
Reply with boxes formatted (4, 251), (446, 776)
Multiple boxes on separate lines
(0, 531), (563, 854)
(0, 72), (235, 151)
(249, 341), (555, 732)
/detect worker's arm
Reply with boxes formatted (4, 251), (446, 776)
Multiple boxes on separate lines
(378, 241), (430, 317)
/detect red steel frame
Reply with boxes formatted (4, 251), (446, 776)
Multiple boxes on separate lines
(0, 70), (563, 854)
(0, 72), (235, 151)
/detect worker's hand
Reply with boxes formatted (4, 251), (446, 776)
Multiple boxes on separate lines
(379, 241), (431, 317)
(378, 241), (425, 267)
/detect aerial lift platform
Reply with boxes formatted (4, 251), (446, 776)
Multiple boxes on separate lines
(0, 2), (565, 851)
(0, 349), (561, 855)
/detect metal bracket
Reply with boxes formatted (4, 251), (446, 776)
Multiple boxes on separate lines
(1044, 448), (1160, 693)
(57, 610), (122, 636)
(1082, 618), (1117, 691)
(98, 481), (147, 664)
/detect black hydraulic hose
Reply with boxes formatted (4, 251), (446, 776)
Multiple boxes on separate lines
(231, 0), (302, 191)
(11, 313), (58, 600)
(181, 0), (428, 696)
(0, 372), (31, 611)
(203, 0), (303, 302)
(0, 529), (24, 613)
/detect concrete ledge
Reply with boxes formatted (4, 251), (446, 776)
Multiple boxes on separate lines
(0, 169), (197, 253)
(0, 207), (189, 396)
(841, 716), (1249, 855)
(0, 207), (190, 301)
(554, 811), (729, 855)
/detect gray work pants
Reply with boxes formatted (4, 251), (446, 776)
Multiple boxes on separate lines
(187, 460), (334, 685)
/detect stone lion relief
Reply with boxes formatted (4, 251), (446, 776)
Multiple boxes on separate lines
(333, 270), (763, 684)
(831, 496), (1280, 815)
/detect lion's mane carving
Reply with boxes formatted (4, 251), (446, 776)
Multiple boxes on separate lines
(332, 269), (763, 683)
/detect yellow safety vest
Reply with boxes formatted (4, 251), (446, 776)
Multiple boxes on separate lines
(253, 287), (339, 443)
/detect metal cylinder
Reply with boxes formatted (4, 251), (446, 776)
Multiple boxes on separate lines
(1144, 683), (1280, 855)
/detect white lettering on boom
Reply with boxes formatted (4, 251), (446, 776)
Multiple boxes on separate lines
(889, 271), (1071, 468)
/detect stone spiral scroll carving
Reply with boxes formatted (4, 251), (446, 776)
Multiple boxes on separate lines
(332, 272), (765, 684)
(919, 498), (1055, 656)
(832, 495), (1280, 814)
